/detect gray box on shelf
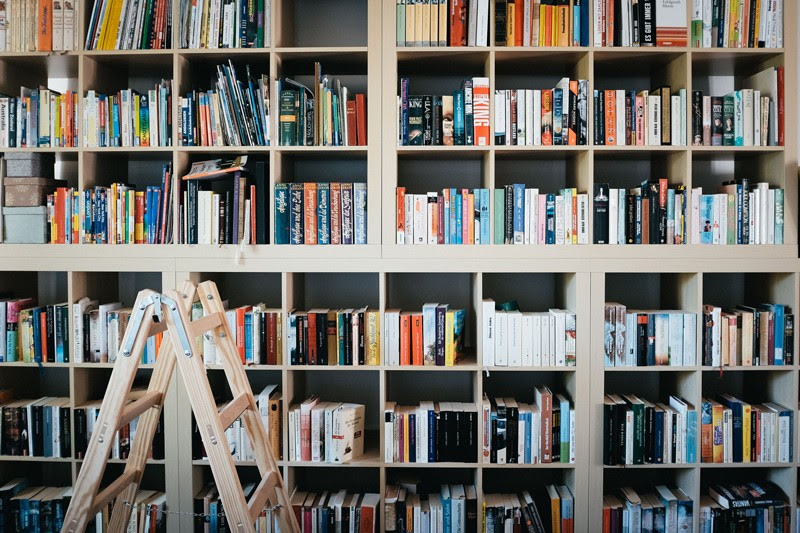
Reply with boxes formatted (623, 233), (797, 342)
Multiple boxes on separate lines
(4, 153), (55, 178)
(2, 206), (48, 243)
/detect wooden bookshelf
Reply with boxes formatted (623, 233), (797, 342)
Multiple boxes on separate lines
(0, 0), (797, 531)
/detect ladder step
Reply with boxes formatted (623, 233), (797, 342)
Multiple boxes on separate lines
(91, 469), (140, 515)
(219, 393), (252, 430)
(118, 391), (163, 430)
(248, 471), (279, 523)
(188, 312), (225, 338)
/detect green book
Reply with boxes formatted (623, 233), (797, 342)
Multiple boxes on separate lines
(727, 193), (735, 245)
(623, 394), (645, 465)
(279, 90), (297, 146)
(494, 189), (504, 244)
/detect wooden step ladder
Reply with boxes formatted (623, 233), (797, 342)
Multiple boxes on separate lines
(62, 280), (300, 533)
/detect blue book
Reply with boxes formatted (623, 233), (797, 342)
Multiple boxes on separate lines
(449, 189), (457, 244)
(111, 99), (120, 146)
(440, 485), (452, 533)
(699, 195), (714, 244)
(761, 304), (784, 364)
(553, 88), (563, 145)
(289, 184), (304, 244)
(30, 91), (39, 147)
(32, 307), (44, 363)
(573, 1), (581, 45)
(210, 500), (219, 533)
(654, 407), (664, 463)
(719, 395), (743, 462)
(523, 409), (531, 463)
(545, 194), (555, 244)
(244, 312), (253, 364)
(479, 189), (491, 245)
(558, 395), (570, 462)
(400, 78), (410, 145)
(337, 313), (346, 365)
(512, 184), (524, 243)
(673, 488), (693, 533)
(453, 90), (465, 145)
(274, 183), (289, 244)
(667, 188), (675, 240)
(408, 413), (416, 462)
(455, 193), (463, 244)
(686, 408), (697, 463)
(353, 183), (367, 244)
(317, 183), (330, 245)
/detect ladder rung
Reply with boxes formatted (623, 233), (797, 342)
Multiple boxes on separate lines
(149, 321), (168, 336)
(91, 469), (140, 515)
(248, 471), (279, 523)
(118, 391), (163, 430)
(188, 312), (225, 338)
(219, 393), (252, 430)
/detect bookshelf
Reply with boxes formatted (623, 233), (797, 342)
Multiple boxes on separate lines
(0, 0), (796, 531)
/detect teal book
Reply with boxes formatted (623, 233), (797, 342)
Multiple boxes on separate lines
(289, 183), (304, 244)
(353, 183), (367, 244)
(479, 188), (491, 245)
(440, 481), (452, 533)
(733, 91), (743, 146)
(244, 311), (253, 364)
(455, 193), (463, 244)
(722, 94), (735, 146)
(317, 183), (330, 245)
(396, 0), (405, 46)
(774, 188), (784, 244)
(494, 189), (504, 244)
(557, 394), (571, 462)
(449, 189), (458, 244)
(274, 183), (289, 244)
(452, 308), (466, 359)
(453, 90), (465, 145)
(686, 407), (697, 463)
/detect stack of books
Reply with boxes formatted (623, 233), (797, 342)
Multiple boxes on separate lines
(593, 181), (688, 245)
(0, 88), (79, 148)
(85, 0), (171, 49)
(0, 0), (78, 51)
(692, 0), (784, 48)
(83, 80), (173, 147)
(384, 401), (478, 463)
(289, 491), (380, 533)
(396, 0), (490, 47)
(494, 79), (589, 146)
(603, 394), (697, 465)
(702, 303), (793, 366)
(383, 305), (466, 366)
(700, 482), (789, 529)
(482, 301), (577, 367)
(179, 0), (270, 48)
(0, 391), (70, 457)
(604, 486), (693, 533)
(385, 484), (477, 533)
(277, 63), (367, 147)
(274, 182), (367, 245)
(701, 397), (793, 463)
(287, 397), (365, 463)
(496, 0), (589, 46)
(593, 87), (687, 146)
(179, 63), (269, 147)
(288, 307), (380, 366)
(0, 298), (69, 363)
(484, 487), (575, 533)
(398, 77), (490, 146)
(603, 303), (697, 367)
(483, 390), (575, 464)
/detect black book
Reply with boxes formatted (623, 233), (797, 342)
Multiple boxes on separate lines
(593, 90), (604, 145)
(495, 0), (507, 46)
(785, 314), (794, 365)
(224, 189), (233, 244)
(504, 184), (514, 244)
(692, 90), (703, 145)
(747, 0), (757, 47)
(297, 314), (306, 365)
(407, 96), (424, 146)
(259, 313), (267, 364)
(490, 416), (497, 463)
(598, 90), (605, 143)
(343, 312), (352, 365)
(357, 310), (365, 365)
(593, 183), (610, 244)
(643, 401), (655, 463)
(551, 406), (560, 462)
(613, 0), (623, 45)
(187, 179), (199, 244)
(463, 79), (474, 146)
(74, 408), (87, 459)
(316, 311), (327, 365)
(433, 95), (443, 145)
(711, 96), (723, 145)
(465, 486), (477, 533)
(31, 401), (44, 456)
(466, 408), (477, 463)
(152, 413), (165, 460)
(603, 397), (615, 465)
(45, 306), (55, 359)
(422, 95), (433, 145)
(624, 92), (633, 144)
(636, 314), (648, 366)
(640, 0), (655, 46)
(254, 161), (267, 244)
(506, 401), (518, 464)
(702, 309), (714, 366)
(434, 406), (443, 463)
(626, 194), (636, 244)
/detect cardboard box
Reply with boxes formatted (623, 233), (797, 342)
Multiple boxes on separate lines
(3, 177), (57, 207)
(4, 153), (55, 178)
(2, 206), (48, 243)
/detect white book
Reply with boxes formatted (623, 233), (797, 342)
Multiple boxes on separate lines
(609, 188), (618, 245)
(702, 0), (712, 46)
(287, 407), (296, 461)
(671, 95), (679, 148)
(507, 310), (521, 366)
(532, 313), (541, 366)
(540, 313), (550, 365)
(523, 0), (531, 45)
(648, 95), (660, 146)
(73, 297), (98, 362)
(95, 302), (121, 362)
(524, 189), (532, 244)
(532, 90), (541, 145)
(476, 0), (490, 46)
(616, 90), (626, 146)
(711, 194), (720, 244)
(625, 408), (633, 464)
(748, 191), (756, 243)
(549, 309), (566, 367)
(385, 309), (400, 366)
(481, 299), (495, 366)
(525, 89), (534, 146)
(554, 194), (564, 245)
(753, 90), (761, 144)
(521, 312), (533, 366)
(384, 402), (395, 462)
(577, 194), (589, 244)
(719, 193), (727, 245)
(594, 0), (604, 45)
(767, 188), (775, 244)
(494, 311), (508, 366)
(530, 189), (539, 244)
(742, 89), (754, 146)
(413, 194), (426, 244)
(757, 182), (769, 244)
(404, 193), (413, 244)
(426, 192), (437, 244)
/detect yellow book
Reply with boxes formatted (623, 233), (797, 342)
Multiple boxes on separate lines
(539, 5), (547, 46)
(133, 97), (141, 146)
(100, 0), (124, 49)
(506, 3), (515, 46)
(728, 0), (739, 47)
(403, 407), (409, 460)
(200, 0), (211, 48)
(421, 0), (430, 46)
(405, 0), (416, 47)
(366, 309), (380, 365)
(72, 190), (80, 240)
(571, 188), (578, 244)
(276, 313), (283, 365)
(742, 402), (751, 463)
(135, 191), (145, 242)
(445, 310), (454, 366)
(19, 309), (31, 362)
(711, 400), (723, 463)
(753, 0), (761, 45)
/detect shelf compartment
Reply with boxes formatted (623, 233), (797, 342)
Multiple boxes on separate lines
(80, 151), (172, 191)
(81, 54), (173, 95)
(0, 55), (79, 95)
(495, 150), (592, 195)
(274, 0), (368, 48)
(691, 151), (786, 191)
(288, 465), (380, 494)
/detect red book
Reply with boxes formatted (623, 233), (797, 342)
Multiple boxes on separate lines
(396, 187), (405, 244)
(266, 311), (277, 365)
(450, 0), (466, 46)
(355, 94), (367, 146)
(544, 4), (553, 45)
(399, 313), (411, 365)
(39, 310), (48, 362)
(777, 66), (784, 146)
(411, 313), (423, 365)
(307, 313), (317, 365)
(235, 306), (252, 364)
(472, 79), (491, 146)
(360, 497), (377, 533)
(135, 192), (145, 243)
(330, 182), (341, 244)
(346, 100), (357, 146)
(160, 168), (170, 244)
(515, 0), (524, 46)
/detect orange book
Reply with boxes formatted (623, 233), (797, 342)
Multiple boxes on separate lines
(396, 187), (406, 244)
(603, 504), (611, 533)
(606, 0), (614, 46)
(541, 90), (553, 145)
(711, 400), (723, 463)
(604, 90), (617, 145)
(544, 4), (553, 45)
(39, 310), (48, 362)
(515, 0), (524, 46)
(411, 313), (423, 365)
(38, 0), (52, 51)
(154, 332), (162, 359)
(399, 312), (411, 365)
(568, 81), (578, 145)
(303, 182), (317, 244)
(235, 305), (253, 364)
(471, 78), (491, 146)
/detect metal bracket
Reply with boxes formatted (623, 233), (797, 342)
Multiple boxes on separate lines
(121, 293), (157, 357)
(160, 293), (194, 358)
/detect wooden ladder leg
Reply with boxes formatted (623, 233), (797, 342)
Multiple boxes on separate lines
(61, 290), (159, 533)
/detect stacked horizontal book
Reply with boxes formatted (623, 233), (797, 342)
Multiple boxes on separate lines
(385, 484), (476, 533)
(396, 0), (489, 47)
(691, 182), (784, 245)
(384, 401), (477, 463)
(701, 396), (793, 463)
(287, 397), (365, 463)
(179, 0), (270, 48)
(702, 303), (793, 366)
(398, 77), (490, 146)
(482, 390), (575, 464)
(593, 86), (686, 146)
(288, 490), (379, 533)
(603, 303), (697, 366)
(72, 298), (161, 364)
(0, 392), (71, 458)
(0, 479), (76, 533)
(0, 88), (79, 148)
(603, 394), (697, 465)
(384, 304), (465, 366)
(700, 482), (789, 530)
(494, 79), (589, 146)
(179, 63), (269, 147)
(594, 0), (688, 47)
(82, 80), (173, 147)
(85, 0), (171, 49)
(692, 0), (784, 48)
(0, 0), (78, 51)
(0, 298), (69, 363)
(288, 307), (379, 366)
(275, 182), (367, 245)
(496, 0), (589, 47)
(604, 486), (693, 533)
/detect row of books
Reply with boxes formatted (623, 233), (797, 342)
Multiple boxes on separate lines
(491, 488), (575, 533)
(178, 0), (270, 49)
(701, 396), (793, 464)
(179, 63), (270, 147)
(288, 308), (379, 366)
(0, 298), (70, 363)
(398, 77), (490, 146)
(193, 301), (283, 366)
(0, 0), (78, 52)
(85, 0), (171, 50)
(593, 87), (687, 146)
(482, 302), (577, 367)
(603, 304), (697, 366)
(274, 182), (368, 245)
(192, 385), (281, 461)
(692, 88), (782, 147)
(277, 63), (367, 147)
(47, 167), (175, 245)
(0, 393), (70, 457)
(593, 181), (687, 245)
(494, 82), (590, 146)
(692, 183), (785, 245)
(692, 0), (784, 48)
(83, 81), (173, 148)
(700, 482), (789, 531)
(288, 490), (380, 533)
(702, 303), (793, 367)
(0, 479), (73, 533)
(603, 394), (697, 465)
(385, 484), (477, 533)
(396, 0), (489, 47)
(73, 299), (162, 364)
(384, 401), (477, 463)
(603, 486), (693, 533)
(0, 88), (79, 148)
(594, 0), (681, 47)
(497, 0), (590, 47)
(483, 391), (574, 464)
(383, 305), (466, 367)
(287, 397), (365, 464)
